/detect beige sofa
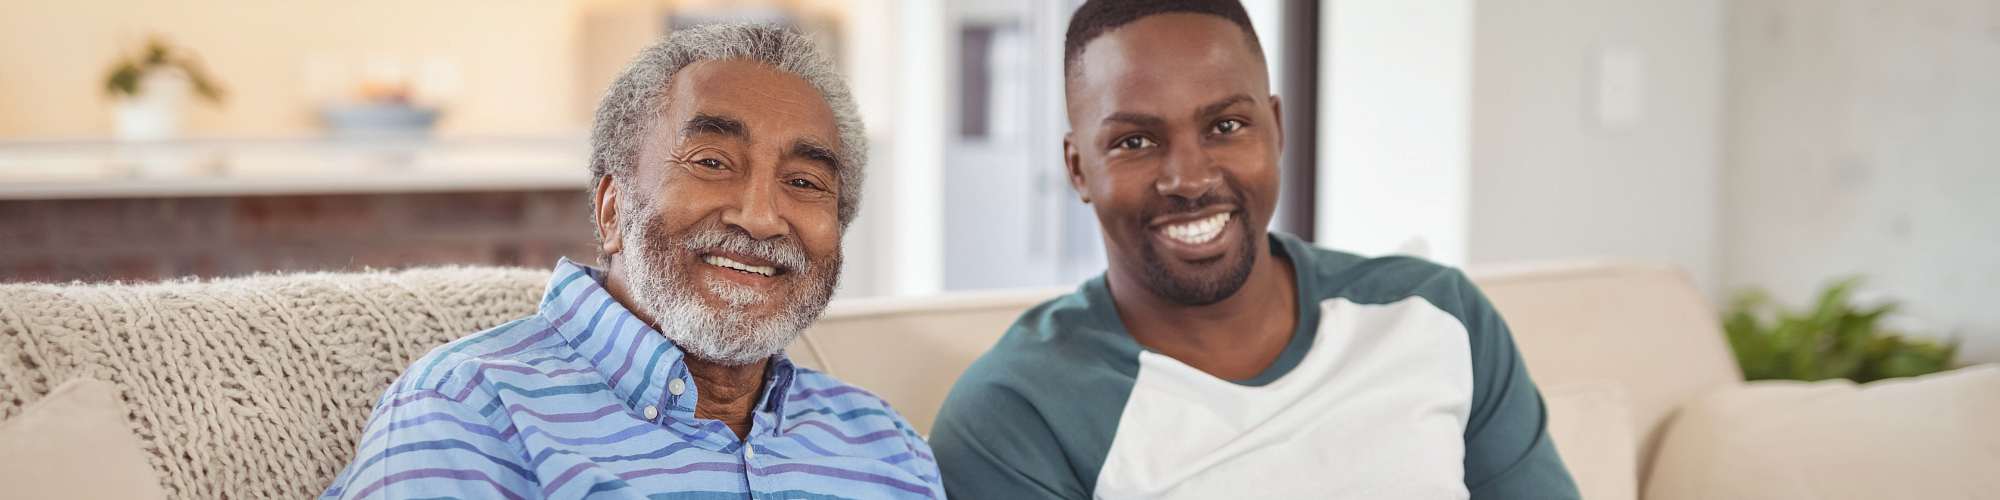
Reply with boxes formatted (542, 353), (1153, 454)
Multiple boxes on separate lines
(794, 259), (1744, 500)
(2, 259), (1993, 499)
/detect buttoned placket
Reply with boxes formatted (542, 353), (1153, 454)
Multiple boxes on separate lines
(653, 364), (685, 423)
(652, 374), (692, 424)
(739, 356), (798, 497)
(652, 361), (693, 427)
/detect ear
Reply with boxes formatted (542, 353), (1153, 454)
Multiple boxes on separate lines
(1268, 94), (1285, 153)
(1063, 131), (1091, 204)
(594, 175), (623, 256)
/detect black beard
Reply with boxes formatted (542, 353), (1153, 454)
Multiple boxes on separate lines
(1133, 190), (1259, 307)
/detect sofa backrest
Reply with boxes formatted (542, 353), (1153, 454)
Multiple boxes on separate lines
(795, 260), (1742, 454)
(0, 257), (1740, 498)
(787, 286), (1072, 434)
(1468, 259), (1743, 485)
(0, 266), (550, 499)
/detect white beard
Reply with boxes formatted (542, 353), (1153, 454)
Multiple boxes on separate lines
(618, 214), (837, 366)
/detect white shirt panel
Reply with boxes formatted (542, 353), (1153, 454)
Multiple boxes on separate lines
(1093, 297), (1475, 499)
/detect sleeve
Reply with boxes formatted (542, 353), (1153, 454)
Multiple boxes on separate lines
(929, 378), (1088, 500)
(319, 387), (537, 500)
(1449, 270), (1582, 500)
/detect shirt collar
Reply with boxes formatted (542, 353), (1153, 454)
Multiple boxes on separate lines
(537, 258), (798, 432)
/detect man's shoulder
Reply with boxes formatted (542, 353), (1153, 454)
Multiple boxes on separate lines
(1275, 239), (1484, 319)
(787, 367), (907, 419)
(965, 287), (1140, 391)
(1319, 255), (1468, 304)
(386, 314), (573, 400)
(786, 367), (926, 440)
(937, 285), (1140, 444)
(1275, 234), (1463, 304)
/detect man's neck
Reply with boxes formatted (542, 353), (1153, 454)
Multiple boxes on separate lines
(601, 261), (768, 441)
(1106, 236), (1299, 381)
(685, 355), (769, 441)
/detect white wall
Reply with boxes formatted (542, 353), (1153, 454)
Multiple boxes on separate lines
(1724, 0), (2000, 364)
(1468, 0), (1727, 293)
(1318, 0), (1475, 266)
(0, 0), (585, 136)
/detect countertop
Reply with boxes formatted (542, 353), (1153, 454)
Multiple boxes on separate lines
(0, 134), (591, 200)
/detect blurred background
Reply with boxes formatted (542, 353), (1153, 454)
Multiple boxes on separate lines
(0, 0), (1993, 364)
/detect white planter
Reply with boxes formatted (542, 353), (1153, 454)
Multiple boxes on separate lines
(112, 69), (192, 141)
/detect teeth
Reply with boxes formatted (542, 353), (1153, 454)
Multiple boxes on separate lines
(702, 255), (778, 277)
(1163, 212), (1231, 244)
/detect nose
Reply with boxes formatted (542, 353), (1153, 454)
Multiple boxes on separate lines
(721, 176), (788, 240)
(1153, 135), (1222, 199)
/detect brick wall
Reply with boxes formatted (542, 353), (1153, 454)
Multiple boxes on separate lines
(0, 190), (600, 283)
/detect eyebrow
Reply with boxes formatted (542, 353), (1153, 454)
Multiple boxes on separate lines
(790, 139), (841, 174)
(681, 113), (747, 139)
(1196, 94), (1255, 118)
(1102, 112), (1165, 128)
(1099, 93), (1257, 128)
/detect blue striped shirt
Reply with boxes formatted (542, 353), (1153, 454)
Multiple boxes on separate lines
(321, 259), (943, 500)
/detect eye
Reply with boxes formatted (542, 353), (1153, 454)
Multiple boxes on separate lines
(787, 178), (825, 191)
(1115, 135), (1158, 150)
(1213, 119), (1243, 134)
(694, 158), (725, 169)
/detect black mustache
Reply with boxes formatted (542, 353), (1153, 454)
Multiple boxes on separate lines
(1140, 190), (1243, 221)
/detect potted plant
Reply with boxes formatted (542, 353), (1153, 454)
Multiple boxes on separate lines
(104, 37), (225, 141)
(1723, 277), (1960, 383)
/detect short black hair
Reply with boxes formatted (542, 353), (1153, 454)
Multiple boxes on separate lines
(1063, 0), (1264, 78)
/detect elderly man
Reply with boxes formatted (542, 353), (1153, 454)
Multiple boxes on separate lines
(320, 24), (941, 499)
(929, 1), (1579, 499)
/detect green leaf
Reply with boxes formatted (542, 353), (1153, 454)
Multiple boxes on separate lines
(102, 35), (226, 104)
(1720, 276), (1958, 383)
(106, 63), (143, 97)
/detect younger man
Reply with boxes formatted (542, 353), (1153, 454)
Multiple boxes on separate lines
(930, 2), (1580, 498)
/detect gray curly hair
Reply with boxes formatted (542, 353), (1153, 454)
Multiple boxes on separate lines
(587, 23), (867, 243)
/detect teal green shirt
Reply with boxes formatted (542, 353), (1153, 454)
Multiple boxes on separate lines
(931, 232), (1577, 499)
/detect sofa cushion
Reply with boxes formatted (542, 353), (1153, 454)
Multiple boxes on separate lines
(0, 378), (165, 500)
(1644, 364), (2000, 500)
(1542, 379), (1638, 500)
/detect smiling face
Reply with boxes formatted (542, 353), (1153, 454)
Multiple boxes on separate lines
(597, 58), (845, 366)
(1064, 13), (1282, 306)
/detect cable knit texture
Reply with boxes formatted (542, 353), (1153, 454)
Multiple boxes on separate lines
(0, 266), (549, 499)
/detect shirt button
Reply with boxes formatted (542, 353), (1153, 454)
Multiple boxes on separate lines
(643, 405), (659, 420)
(668, 378), (686, 396)
(745, 446), (756, 460)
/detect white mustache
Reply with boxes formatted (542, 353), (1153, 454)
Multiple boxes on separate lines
(679, 227), (812, 276)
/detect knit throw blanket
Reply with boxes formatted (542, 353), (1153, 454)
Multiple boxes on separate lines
(0, 266), (549, 499)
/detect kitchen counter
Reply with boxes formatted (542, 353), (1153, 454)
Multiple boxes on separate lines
(0, 134), (591, 200)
